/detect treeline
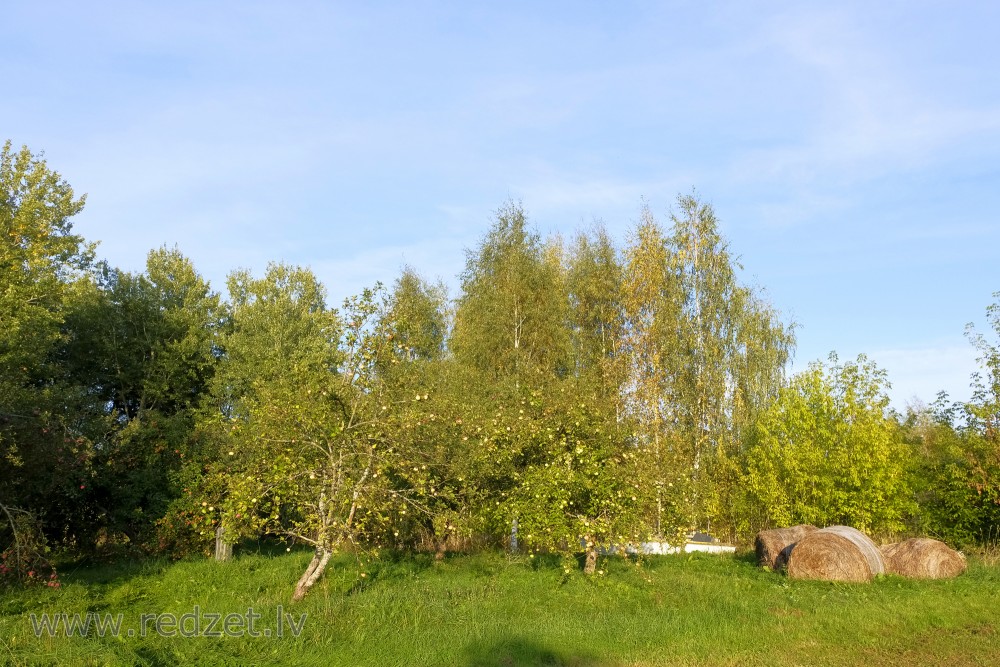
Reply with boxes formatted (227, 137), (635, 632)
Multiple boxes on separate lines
(2, 142), (998, 594)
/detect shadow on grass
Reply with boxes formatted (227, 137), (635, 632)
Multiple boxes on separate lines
(54, 537), (289, 588)
(733, 550), (759, 567)
(527, 553), (567, 571)
(464, 637), (601, 667)
(344, 551), (438, 596)
(55, 556), (170, 587)
(132, 644), (179, 667)
(235, 537), (305, 558)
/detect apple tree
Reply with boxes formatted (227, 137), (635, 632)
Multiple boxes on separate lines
(205, 265), (406, 600)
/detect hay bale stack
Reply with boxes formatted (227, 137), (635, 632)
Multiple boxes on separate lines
(787, 526), (885, 582)
(755, 525), (818, 569)
(882, 538), (966, 579)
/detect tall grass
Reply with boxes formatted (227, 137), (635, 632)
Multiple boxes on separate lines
(1, 547), (997, 666)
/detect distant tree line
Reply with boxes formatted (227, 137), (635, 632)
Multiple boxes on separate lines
(2, 141), (997, 596)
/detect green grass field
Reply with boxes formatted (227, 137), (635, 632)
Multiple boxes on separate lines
(1, 547), (997, 666)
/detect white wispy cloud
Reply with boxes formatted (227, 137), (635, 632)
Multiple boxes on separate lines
(728, 6), (1000, 191)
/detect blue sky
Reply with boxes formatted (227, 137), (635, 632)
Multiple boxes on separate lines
(4, 1), (998, 409)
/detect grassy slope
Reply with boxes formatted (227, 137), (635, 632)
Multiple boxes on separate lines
(0, 548), (997, 666)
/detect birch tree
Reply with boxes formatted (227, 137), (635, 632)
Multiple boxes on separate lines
(566, 226), (626, 401)
(665, 195), (794, 531)
(620, 196), (794, 539)
(620, 209), (690, 539)
(451, 202), (569, 381)
(385, 267), (447, 363)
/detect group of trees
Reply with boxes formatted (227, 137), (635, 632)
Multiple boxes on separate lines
(2, 142), (998, 598)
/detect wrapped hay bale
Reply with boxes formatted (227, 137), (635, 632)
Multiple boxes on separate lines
(882, 538), (966, 579)
(755, 525), (818, 569)
(787, 525), (885, 582)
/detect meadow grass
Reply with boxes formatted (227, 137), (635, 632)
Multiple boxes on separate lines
(0, 545), (997, 666)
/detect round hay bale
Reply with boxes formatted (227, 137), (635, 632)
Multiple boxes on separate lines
(755, 525), (818, 569)
(882, 538), (966, 579)
(786, 525), (885, 582)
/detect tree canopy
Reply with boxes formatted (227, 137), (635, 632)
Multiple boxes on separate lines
(3, 140), (995, 600)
